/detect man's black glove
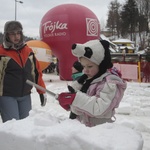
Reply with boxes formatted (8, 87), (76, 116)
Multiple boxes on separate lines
(68, 85), (75, 93)
(39, 93), (47, 106)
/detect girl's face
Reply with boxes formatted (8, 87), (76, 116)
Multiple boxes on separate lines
(80, 57), (99, 79)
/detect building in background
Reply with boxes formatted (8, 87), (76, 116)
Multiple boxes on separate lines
(112, 39), (135, 53)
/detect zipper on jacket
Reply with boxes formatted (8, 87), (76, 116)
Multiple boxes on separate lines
(17, 50), (26, 96)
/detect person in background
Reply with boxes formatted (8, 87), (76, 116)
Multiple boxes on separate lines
(0, 20), (47, 123)
(145, 47), (150, 62)
(71, 61), (83, 80)
(56, 58), (59, 75)
(143, 47), (150, 82)
(124, 47), (129, 53)
(68, 60), (83, 119)
(57, 39), (127, 127)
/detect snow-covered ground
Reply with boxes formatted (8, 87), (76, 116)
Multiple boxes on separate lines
(0, 73), (150, 150)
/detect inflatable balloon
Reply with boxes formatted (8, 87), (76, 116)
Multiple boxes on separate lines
(40, 4), (100, 80)
(26, 40), (52, 71)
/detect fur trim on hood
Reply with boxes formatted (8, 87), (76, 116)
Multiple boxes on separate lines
(3, 21), (25, 50)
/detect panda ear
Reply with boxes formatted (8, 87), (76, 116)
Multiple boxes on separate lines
(99, 40), (113, 70)
(100, 40), (109, 50)
(72, 43), (77, 50)
(84, 47), (93, 58)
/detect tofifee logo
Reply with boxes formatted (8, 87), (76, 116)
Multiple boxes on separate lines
(86, 18), (98, 36)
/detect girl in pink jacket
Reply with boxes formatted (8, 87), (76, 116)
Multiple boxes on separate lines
(57, 39), (127, 127)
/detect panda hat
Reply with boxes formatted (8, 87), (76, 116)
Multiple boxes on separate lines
(71, 39), (113, 72)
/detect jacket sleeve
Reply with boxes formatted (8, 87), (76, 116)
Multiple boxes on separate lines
(32, 53), (46, 94)
(70, 80), (82, 92)
(71, 82), (117, 117)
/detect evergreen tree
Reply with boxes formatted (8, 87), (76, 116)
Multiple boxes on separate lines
(120, 0), (139, 40)
(0, 32), (35, 44)
(107, 0), (121, 37)
(0, 32), (3, 44)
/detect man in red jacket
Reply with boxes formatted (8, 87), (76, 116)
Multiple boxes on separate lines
(0, 20), (47, 122)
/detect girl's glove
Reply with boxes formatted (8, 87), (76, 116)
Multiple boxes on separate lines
(57, 92), (76, 110)
(39, 93), (47, 106)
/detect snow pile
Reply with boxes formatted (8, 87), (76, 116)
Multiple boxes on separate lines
(0, 74), (149, 150)
(0, 108), (143, 150)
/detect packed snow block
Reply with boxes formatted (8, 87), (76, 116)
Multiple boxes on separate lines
(116, 102), (131, 115)
(0, 114), (143, 150)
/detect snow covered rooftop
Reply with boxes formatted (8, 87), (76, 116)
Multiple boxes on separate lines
(112, 39), (135, 44)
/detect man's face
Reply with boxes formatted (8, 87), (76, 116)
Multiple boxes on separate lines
(8, 30), (22, 44)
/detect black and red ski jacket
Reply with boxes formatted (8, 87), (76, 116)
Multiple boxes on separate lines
(0, 44), (46, 97)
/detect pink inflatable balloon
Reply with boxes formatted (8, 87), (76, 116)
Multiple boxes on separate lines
(40, 4), (100, 80)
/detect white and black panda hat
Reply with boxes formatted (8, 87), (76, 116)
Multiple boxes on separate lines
(71, 39), (113, 72)
(72, 39), (105, 65)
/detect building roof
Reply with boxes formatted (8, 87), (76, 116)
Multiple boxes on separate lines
(112, 38), (134, 44)
(100, 34), (118, 53)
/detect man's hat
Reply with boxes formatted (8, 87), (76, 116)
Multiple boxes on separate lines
(4, 21), (23, 33)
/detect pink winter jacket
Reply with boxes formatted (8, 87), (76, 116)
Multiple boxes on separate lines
(70, 72), (127, 127)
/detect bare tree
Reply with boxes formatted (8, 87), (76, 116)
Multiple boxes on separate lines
(135, 0), (150, 48)
(136, 0), (150, 33)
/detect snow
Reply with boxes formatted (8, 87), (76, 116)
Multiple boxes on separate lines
(112, 38), (135, 44)
(0, 73), (150, 150)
